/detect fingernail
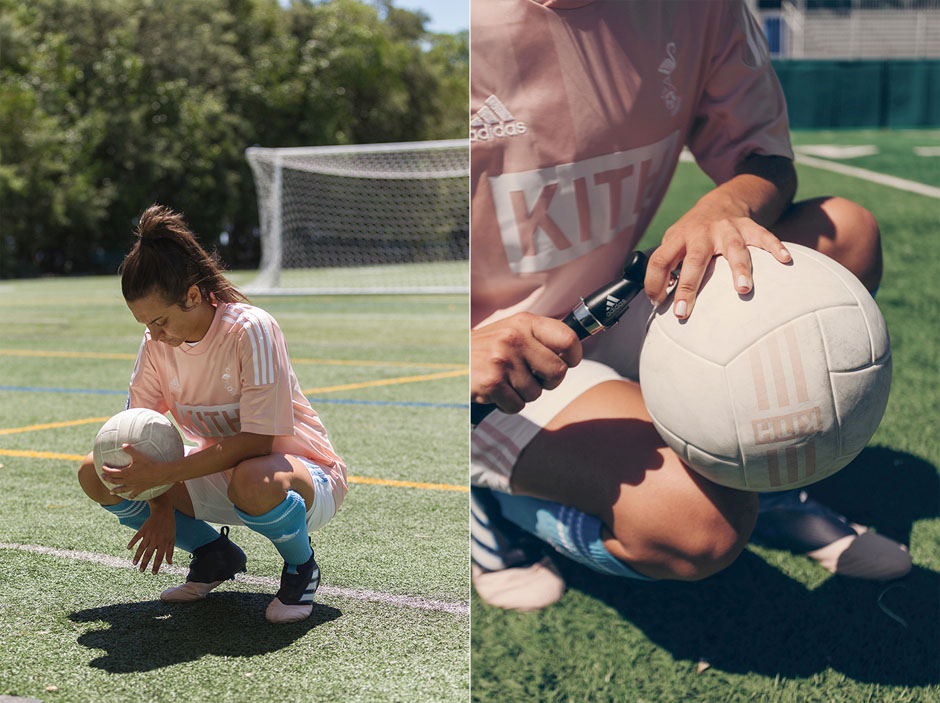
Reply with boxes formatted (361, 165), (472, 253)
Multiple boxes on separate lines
(780, 248), (791, 260)
(675, 300), (688, 318)
(736, 274), (750, 291)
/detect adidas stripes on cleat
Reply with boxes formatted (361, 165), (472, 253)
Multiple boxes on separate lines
(265, 550), (320, 624)
(160, 526), (247, 603)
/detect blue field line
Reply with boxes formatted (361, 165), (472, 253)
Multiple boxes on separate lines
(0, 385), (125, 396)
(0, 385), (466, 410)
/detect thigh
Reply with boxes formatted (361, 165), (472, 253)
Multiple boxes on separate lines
(771, 196), (881, 290)
(229, 453), (342, 531)
(231, 452), (320, 509)
(186, 453), (320, 524)
(510, 380), (757, 564)
(471, 296), (653, 493)
(770, 196), (840, 250)
(184, 470), (241, 525)
(471, 359), (625, 492)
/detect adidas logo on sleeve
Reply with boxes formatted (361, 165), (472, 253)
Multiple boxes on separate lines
(470, 95), (528, 142)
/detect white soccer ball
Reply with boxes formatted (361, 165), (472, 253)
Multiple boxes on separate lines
(93, 408), (183, 501)
(639, 243), (891, 492)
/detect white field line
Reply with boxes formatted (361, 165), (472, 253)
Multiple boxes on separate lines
(794, 153), (940, 199)
(0, 542), (468, 617)
(679, 147), (940, 199)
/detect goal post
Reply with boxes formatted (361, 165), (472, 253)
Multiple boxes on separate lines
(245, 139), (469, 295)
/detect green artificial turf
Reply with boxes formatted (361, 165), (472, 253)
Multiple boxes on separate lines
(0, 281), (469, 702)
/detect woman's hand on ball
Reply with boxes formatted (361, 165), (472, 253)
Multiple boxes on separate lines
(471, 312), (582, 414)
(100, 444), (167, 499)
(645, 206), (791, 319)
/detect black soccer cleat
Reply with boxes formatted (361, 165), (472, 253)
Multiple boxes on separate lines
(751, 490), (911, 580)
(265, 549), (320, 623)
(161, 526), (247, 603)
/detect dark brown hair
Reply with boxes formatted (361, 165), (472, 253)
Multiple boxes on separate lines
(120, 205), (247, 306)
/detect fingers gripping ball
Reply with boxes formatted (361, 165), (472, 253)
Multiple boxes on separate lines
(93, 408), (183, 501)
(639, 243), (891, 492)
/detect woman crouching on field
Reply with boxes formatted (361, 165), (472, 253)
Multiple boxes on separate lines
(77, 204), (347, 624)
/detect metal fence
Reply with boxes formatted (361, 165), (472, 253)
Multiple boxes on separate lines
(752, 1), (940, 58)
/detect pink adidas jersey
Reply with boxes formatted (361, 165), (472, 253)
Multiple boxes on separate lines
(471, 0), (794, 327)
(128, 302), (347, 498)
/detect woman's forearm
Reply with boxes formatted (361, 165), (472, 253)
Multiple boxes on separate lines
(161, 432), (275, 483)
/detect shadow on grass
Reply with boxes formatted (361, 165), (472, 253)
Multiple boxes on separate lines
(558, 446), (940, 686)
(68, 591), (342, 673)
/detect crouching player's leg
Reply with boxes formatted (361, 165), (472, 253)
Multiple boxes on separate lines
(510, 378), (759, 581)
(472, 359), (759, 612)
(226, 454), (343, 624)
(752, 197), (911, 580)
(76, 452), (245, 593)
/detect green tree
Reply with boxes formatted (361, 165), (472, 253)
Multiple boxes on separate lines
(0, 0), (467, 277)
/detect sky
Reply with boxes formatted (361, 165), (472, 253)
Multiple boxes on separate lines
(279, 1), (468, 35)
(392, 0), (469, 34)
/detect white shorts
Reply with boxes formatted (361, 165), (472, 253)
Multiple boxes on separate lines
(184, 454), (339, 532)
(471, 294), (654, 493)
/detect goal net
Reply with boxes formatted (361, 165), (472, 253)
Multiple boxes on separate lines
(245, 140), (468, 295)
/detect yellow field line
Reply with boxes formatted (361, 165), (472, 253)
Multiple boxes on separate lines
(348, 476), (468, 492)
(0, 449), (467, 492)
(303, 368), (468, 395)
(0, 417), (110, 436)
(0, 348), (464, 370)
(0, 448), (86, 461)
(292, 358), (464, 370)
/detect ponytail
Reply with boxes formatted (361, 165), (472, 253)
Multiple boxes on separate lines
(120, 205), (247, 306)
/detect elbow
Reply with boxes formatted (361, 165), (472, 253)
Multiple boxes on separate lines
(781, 159), (798, 206)
(737, 153), (797, 201)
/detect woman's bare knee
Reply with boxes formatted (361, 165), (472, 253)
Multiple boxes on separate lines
(818, 197), (882, 290)
(607, 473), (758, 581)
(226, 456), (296, 514)
(227, 458), (273, 503)
(77, 452), (120, 505)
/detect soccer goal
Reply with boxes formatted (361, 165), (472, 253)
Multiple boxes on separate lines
(245, 139), (468, 295)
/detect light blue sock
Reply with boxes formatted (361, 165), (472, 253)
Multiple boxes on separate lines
(101, 500), (218, 553)
(235, 490), (312, 572)
(491, 492), (655, 581)
(172, 510), (219, 553)
(102, 499), (149, 531)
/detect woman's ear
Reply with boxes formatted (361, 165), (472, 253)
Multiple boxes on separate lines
(185, 284), (202, 308)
